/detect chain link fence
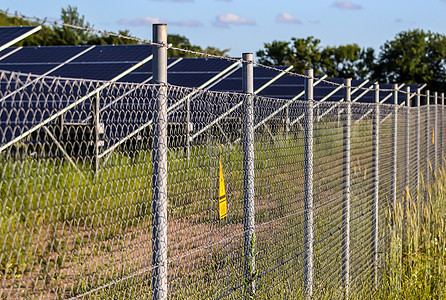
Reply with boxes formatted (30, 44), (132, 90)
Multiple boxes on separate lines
(0, 60), (445, 298)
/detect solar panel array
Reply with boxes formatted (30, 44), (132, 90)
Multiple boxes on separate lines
(0, 43), (424, 103)
(0, 26), (39, 48)
(0, 44), (425, 154)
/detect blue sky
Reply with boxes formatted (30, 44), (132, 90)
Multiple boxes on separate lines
(3, 0), (446, 57)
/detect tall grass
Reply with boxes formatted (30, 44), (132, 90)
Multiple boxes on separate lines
(378, 166), (446, 299)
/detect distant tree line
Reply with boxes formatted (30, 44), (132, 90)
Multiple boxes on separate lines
(2, 6), (445, 91)
(257, 31), (446, 92)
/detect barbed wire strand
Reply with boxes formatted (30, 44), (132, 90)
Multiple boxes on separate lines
(0, 9), (437, 98)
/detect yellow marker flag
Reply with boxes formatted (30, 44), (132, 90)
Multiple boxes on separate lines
(432, 128), (435, 144)
(219, 158), (227, 219)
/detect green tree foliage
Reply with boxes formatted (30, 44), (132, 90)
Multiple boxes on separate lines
(373, 29), (446, 91)
(51, 5), (94, 45)
(87, 30), (138, 45)
(256, 40), (293, 66)
(257, 37), (322, 73)
(321, 44), (375, 79)
(257, 37), (375, 79)
(167, 34), (229, 57)
(257, 30), (446, 92)
(291, 37), (323, 73)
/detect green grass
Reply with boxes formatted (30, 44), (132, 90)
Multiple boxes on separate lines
(377, 165), (446, 299)
(1, 114), (438, 299)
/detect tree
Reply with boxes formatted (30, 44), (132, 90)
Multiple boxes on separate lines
(320, 44), (376, 78)
(256, 37), (323, 74)
(256, 37), (376, 78)
(88, 30), (138, 45)
(291, 37), (323, 74)
(51, 5), (94, 45)
(167, 34), (229, 58)
(373, 29), (446, 91)
(256, 40), (293, 66)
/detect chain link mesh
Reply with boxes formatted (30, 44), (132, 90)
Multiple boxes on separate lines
(0, 69), (444, 298)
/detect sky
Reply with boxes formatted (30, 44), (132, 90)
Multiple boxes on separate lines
(3, 0), (446, 58)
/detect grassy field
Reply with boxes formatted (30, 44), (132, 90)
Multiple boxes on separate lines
(0, 109), (441, 299)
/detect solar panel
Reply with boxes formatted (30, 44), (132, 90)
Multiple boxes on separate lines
(0, 43), (427, 107)
(71, 44), (152, 63)
(168, 58), (234, 72)
(119, 58), (174, 83)
(167, 58), (238, 88)
(0, 45), (153, 80)
(169, 73), (221, 87)
(211, 66), (297, 96)
(0, 26), (40, 49)
(51, 63), (136, 80)
(0, 47), (18, 60)
(119, 58), (238, 88)
(256, 73), (304, 99)
(0, 46), (87, 63)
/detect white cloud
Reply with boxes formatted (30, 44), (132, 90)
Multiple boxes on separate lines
(333, 0), (362, 10)
(118, 17), (202, 27)
(276, 13), (302, 24)
(213, 13), (255, 27)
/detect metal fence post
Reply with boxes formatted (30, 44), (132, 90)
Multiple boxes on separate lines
(405, 87), (410, 191)
(93, 91), (101, 174)
(416, 89), (421, 195)
(152, 23), (168, 300)
(242, 52), (256, 298)
(372, 83), (380, 287)
(434, 92), (438, 176)
(403, 86), (410, 244)
(425, 90), (430, 199)
(342, 78), (351, 297)
(303, 69), (314, 299)
(392, 85), (398, 206)
(185, 95), (191, 159)
(442, 93), (445, 164)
